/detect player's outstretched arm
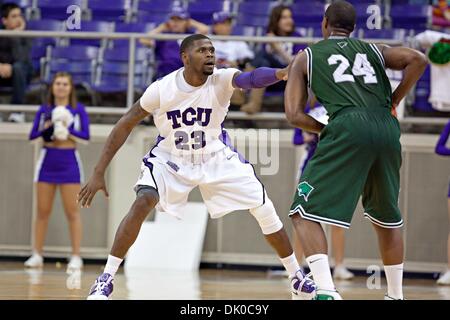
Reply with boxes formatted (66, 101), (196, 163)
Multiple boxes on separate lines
(77, 102), (150, 208)
(284, 51), (325, 134)
(231, 66), (289, 89)
(378, 44), (428, 108)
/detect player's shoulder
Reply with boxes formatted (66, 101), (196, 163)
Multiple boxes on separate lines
(211, 67), (240, 83)
(213, 67), (240, 76)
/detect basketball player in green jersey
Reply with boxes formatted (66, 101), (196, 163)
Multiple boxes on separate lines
(285, 1), (428, 300)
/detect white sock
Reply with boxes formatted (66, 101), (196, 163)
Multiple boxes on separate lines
(306, 254), (335, 291)
(103, 255), (123, 277)
(280, 253), (301, 278)
(384, 263), (403, 299)
(33, 250), (42, 258)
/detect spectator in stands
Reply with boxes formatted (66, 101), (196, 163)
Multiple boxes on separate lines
(414, 30), (450, 112)
(0, 2), (32, 121)
(140, 6), (209, 79)
(432, 0), (450, 28)
(211, 12), (254, 70)
(436, 120), (450, 285)
(211, 11), (254, 106)
(241, 4), (302, 114)
(292, 105), (354, 280)
(25, 72), (90, 273)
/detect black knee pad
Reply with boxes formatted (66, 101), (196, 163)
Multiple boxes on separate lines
(135, 185), (159, 202)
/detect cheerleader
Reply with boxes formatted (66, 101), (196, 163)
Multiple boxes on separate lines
(25, 72), (90, 272)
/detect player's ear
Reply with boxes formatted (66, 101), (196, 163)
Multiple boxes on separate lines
(181, 51), (188, 65)
(322, 16), (328, 29)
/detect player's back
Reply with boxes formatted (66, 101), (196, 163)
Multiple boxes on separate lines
(306, 37), (392, 117)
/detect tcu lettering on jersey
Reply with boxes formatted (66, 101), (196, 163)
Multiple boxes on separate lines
(166, 107), (212, 129)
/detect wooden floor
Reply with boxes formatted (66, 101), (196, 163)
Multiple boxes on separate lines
(0, 261), (449, 300)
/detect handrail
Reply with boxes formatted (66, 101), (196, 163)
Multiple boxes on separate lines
(0, 105), (447, 125)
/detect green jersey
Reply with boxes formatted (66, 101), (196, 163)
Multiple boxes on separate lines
(305, 36), (392, 117)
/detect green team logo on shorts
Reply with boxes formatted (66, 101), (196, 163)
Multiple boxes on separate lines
(298, 181), (314, 202)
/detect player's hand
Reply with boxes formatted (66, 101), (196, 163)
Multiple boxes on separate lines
(391, 102), (398, 118)
(16, 16), (26, 31)
(276, 66), (289, 81)
(77, 172), (109, 208)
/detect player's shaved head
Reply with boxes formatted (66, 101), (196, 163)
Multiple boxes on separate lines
(324, 0), (356, 33)
(180, 34), (211, 55)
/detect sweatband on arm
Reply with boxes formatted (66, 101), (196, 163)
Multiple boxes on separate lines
(234, 67), (280, 89)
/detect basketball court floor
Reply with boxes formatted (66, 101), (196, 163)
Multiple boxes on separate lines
(0, 261), (449, 300)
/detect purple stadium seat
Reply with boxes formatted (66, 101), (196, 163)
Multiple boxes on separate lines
(87, 0), (132, 20)
(361, 28), (406, 41)
(138, 0), (179, 14)
(134, 11), (168, 24)
(390, 5), (430, 29)
(413, 65), (433, 112)
(232, 25), (257, 36)
(115, 22), (154, 33)
(31, 45), (47, 73)
(239, 0), (280, 3)
(236, 14), (268, 28)
(65, 21), (114, 46)
(41, 45), (99, 84)
(99, 61), (143, 76)
(188, 1), (226, 24)
(8, 0), (33, 8)
(27, 19), (64, 47)
(291, 2), (325, 28)
(36, 0), (84, 20)
(294, 19), (322, 30)
(346, 0), (376, 4)
(238, 1), (274, 16)
(93, 76), (145, 93)
(93, 62), (146, 93)
(311, 27), (322, 37)
(420, 64), (431, 82)
(47, 60), (94, 85)
(27, 19), (64, 31)
(102, 47), (149, 63)
(414, 87), (434, 112)
(27, 20), (65, 72)
(113, 22), (155, 47)
(50, 45), (100, 61)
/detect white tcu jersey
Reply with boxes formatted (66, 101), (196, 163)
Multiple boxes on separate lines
(140, 67), (240, 158)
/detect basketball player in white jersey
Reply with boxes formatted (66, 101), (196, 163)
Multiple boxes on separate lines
(79, 34), (316, 300)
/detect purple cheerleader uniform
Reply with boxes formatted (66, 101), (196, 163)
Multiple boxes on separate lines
(435, 120), (450, 197)
(29, 103), (90, 184)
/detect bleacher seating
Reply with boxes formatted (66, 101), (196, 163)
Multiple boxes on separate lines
(390, 4), (430, 30)
(2, 0), (446, 114)
(86, 0), (133, 21)
(36, 0), (85, 20)
(414, 64), (433, 112)
(188, 0), (226, 25)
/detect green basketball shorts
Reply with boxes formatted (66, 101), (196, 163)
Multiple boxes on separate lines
(290, 107), (403, 229)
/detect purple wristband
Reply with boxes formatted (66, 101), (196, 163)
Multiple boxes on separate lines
(234, 67), (279, 89)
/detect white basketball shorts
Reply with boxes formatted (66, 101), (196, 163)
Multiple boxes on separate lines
(134, 146), (266, 219)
